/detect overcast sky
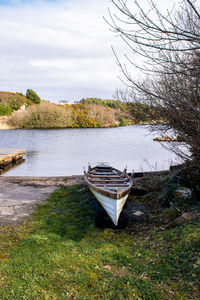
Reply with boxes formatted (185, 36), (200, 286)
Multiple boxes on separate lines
(0, 0), (177, 103)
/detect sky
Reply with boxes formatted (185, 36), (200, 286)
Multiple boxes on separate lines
(0, 0), (177, 103)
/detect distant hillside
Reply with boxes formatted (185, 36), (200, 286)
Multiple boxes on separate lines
(0, 91), (31, 116)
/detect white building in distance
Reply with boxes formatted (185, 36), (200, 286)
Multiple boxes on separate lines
(58, 100), (70, 105)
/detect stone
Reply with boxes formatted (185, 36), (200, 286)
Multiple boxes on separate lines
(123, 202), (149, 223)
(166, 211), (200, 229)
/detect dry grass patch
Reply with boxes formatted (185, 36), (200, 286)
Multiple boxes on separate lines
(7, 102), (73, 129)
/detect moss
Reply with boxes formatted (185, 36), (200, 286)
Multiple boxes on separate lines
(0, 185), (199, 299)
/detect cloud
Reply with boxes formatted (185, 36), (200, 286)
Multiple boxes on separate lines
(0, 0), (123, 101)
(0, 0), (177, 102)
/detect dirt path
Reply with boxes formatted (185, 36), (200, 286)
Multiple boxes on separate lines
(0, 176), (84, 225)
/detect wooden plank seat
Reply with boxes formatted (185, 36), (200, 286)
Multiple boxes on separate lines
(87, 174), (126, 178)
(90, 178), (129, 183)
(89, 171), (120, 176)
(95, 167), (113, 171)
(90, 170), (117, 173)
(98, 169), (117, 171)
(95, 183), (130, 187)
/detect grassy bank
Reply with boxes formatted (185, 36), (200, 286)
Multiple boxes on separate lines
(0, 185), (199, 299)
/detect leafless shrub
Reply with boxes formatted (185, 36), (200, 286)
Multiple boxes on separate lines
(108, 0), (200, 167)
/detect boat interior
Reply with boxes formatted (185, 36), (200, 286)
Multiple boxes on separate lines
(86, 165), (132, 189)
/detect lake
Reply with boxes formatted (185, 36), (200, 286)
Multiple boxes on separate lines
(0, 125), (181, 176)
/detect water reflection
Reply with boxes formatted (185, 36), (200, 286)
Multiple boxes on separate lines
(0, 159), (25, 175)
(26, 151), (37, 158)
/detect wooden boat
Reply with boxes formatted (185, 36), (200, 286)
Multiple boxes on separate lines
(153, 136), (178, 142)
(84, 164), (134, 226)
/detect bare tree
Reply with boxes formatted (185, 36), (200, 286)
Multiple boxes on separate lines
(108, 0), (200, 167)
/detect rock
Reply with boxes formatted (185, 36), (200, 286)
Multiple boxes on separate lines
(175, 187), (192, 199)
(123, 202), (149, 223)
(166, 211), (200, 229)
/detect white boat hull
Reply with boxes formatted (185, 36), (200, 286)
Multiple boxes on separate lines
(90, 188), (129, 226)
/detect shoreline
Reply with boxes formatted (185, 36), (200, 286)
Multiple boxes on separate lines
(1, 164), (182, 182)
(0, 123), (160, 131)
(0, 166), (183, 225)
(0, 175), (85, 186)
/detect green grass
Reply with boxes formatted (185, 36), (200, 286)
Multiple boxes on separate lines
(0, 185), (199, 299)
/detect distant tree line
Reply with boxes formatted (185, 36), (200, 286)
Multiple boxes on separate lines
(1, 90), (160, 128)
(80, 97), (124, 109)
(80, 97), (159, 125)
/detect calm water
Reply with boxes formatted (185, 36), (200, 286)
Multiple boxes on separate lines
(0, 126), (181, 176)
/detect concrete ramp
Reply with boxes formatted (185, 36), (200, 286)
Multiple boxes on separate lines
(0, 180), (57, 224)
